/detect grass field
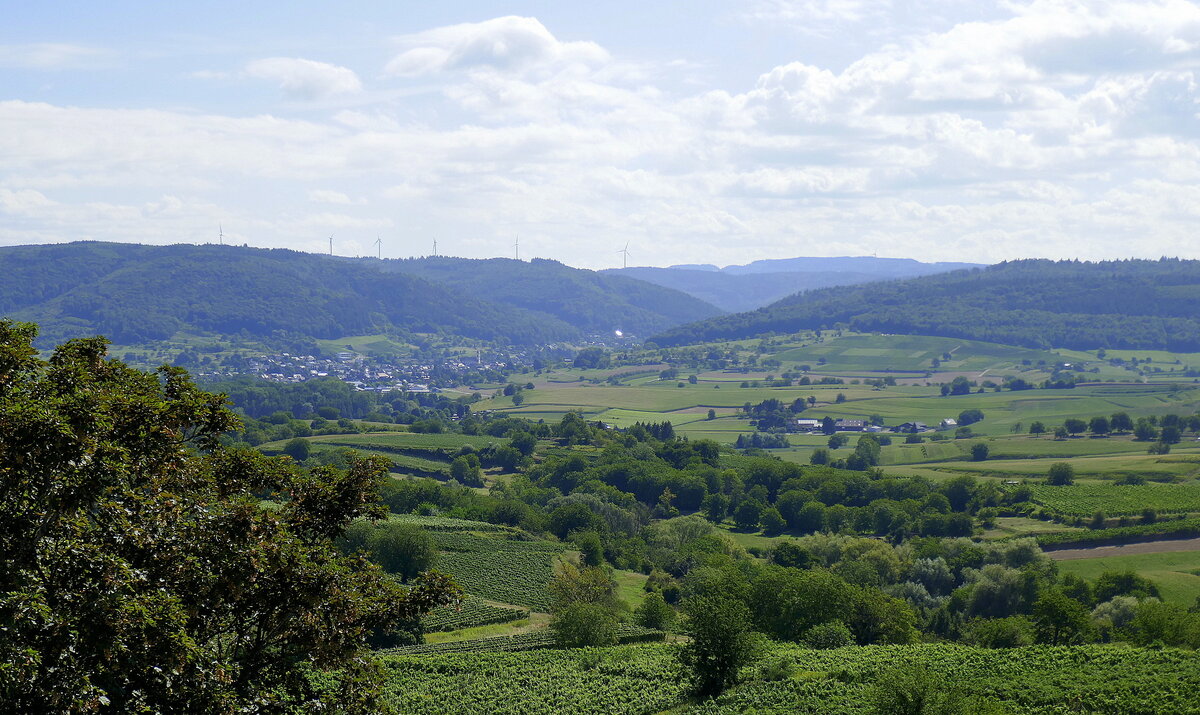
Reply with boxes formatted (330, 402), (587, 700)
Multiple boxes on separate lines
(306, 431), (508, 450)
(491, 334), (1200, 449)
(1057, 550), (1200, 605)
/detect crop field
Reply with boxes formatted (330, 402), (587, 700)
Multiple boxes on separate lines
(375, 642), (1200, 714)
(1027, 482), (1200, 516)
(422, 596), (529, 633)
(490, 342), (1200, 446)
(877, 450), (1200, 484)
(981, 516), (1085, 540)
(432, 535), (567, 611)
(386, 514), (512, 532)
(309, 445), (452, 477)
(1057, 550), (1200, 605)
(769, 334), (1063, 373)
(311, 431), (508, 450)
(382, 625), (664, 656)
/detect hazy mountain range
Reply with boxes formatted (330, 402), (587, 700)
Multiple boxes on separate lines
(604, 257), (981, 312)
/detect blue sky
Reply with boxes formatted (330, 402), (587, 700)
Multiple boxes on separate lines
(3, 1), (1200, 268)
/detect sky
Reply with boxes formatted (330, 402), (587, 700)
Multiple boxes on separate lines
(2, 0), (1200, 269)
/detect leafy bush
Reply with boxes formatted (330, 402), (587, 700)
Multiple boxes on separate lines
(803, 621), (854, 649)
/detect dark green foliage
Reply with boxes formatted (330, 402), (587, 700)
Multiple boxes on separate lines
(284, 436), (311, 461)
(550, 603), (619, 648)
(1093, 571), (1161, 602)
(957, 408), (984, 426)
(679, 595), (760, 697)
(803, 620), (854, 649)
(1032, 590), (1094, 645)
(375, 255), (723, 338)
(634, 592), (676, 631)
(870, 662), (967, 715)
(1046, 462), (1075, 486)
(970, 443), (989, 461)
(759, 506), (786, 535)
(650, 258), (1200, 350)
(0, 322), (459, 712)
(3, 243), (580, 346)
(368, 523), (438, 583)
(963, 617), (1034, 648)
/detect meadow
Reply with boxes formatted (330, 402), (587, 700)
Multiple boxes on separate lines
(1056, 550), (1200, 606)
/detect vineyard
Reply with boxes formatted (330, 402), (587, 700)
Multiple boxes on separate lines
(436, 543), (565, 611)
(422, 596), (529, 633)
(387, 514), (512, 532)
(384, 625), (664, 656)
(377, 642), (1200, 714)
(1027, 482), (1200, 516)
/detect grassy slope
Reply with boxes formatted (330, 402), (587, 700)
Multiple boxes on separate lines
(1057, 550), (1200, 605)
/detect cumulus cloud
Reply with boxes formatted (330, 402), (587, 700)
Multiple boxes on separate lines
(385, 16), (609, 76)
(6, 5), (1200, 267)
(245, 57), (363, 99)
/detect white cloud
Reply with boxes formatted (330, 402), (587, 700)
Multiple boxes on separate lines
(307, 189), (364, 205)
(385, 16), (609, 77)
(6, 6), (1200, 268)
(244, 57), (363, 100)
(0, 43), (111, 69)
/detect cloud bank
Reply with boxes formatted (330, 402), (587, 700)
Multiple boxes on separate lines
(3, 2), (1200, 267)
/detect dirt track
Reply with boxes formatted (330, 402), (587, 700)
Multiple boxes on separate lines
(1047, 537), (1200, 561)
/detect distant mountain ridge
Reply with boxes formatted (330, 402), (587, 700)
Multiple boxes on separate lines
(605, 256), (982, 312)
(0, 242), (721, 348)
(648, 258), (1200, 351)
(366, 255), (722, 337)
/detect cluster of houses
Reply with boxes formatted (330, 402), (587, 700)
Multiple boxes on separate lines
(192, 350), (510, 392)
(793, 417), (959, 434)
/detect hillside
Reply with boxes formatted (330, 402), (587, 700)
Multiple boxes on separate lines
(0, 242), (579, 347)
(649, 258), (1200, 350)
(605, 256), (980, 312)
(370, 256), (723, 336)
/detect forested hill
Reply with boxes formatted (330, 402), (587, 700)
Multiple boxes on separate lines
(0, 242), (582, 346)
(367, 256), (723, 336)
(648, 258), (1200, 351)
(604, 256), (981, 312)
(605, 266), (889, 313)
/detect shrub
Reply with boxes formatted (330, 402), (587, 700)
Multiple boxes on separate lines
(1046, 462), (1075, 486)
(550, 602), (618, 647)
(634, 592), (676, 631)
(803, 620), (854, 649)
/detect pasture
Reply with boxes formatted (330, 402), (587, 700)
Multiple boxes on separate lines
(1057, 550), (1200, 606)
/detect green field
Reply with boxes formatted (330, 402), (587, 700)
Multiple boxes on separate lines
(490, 334), (1200, 451)
(1027, 482), (1200, 516)
(1057, 550), (1200, 606)
(771, 334), (1063, 373)
(375, 642), (1200, 714)
(309, 431), (508, 450)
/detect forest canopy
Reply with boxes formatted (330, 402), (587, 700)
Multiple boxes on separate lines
(649, 258), (1200, 350)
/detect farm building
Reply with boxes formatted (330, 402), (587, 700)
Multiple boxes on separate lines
(833, 419), (866, 432)
(794, 419), (821, 431)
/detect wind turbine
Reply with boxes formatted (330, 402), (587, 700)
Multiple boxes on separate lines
(432, 238), (438, 257)
(617, 241), (631, 269)
(328, 234), (334, 256)
(374, 235), (382, 259)
(514, 235), (520, 261)
(218, 223), (224, 246)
